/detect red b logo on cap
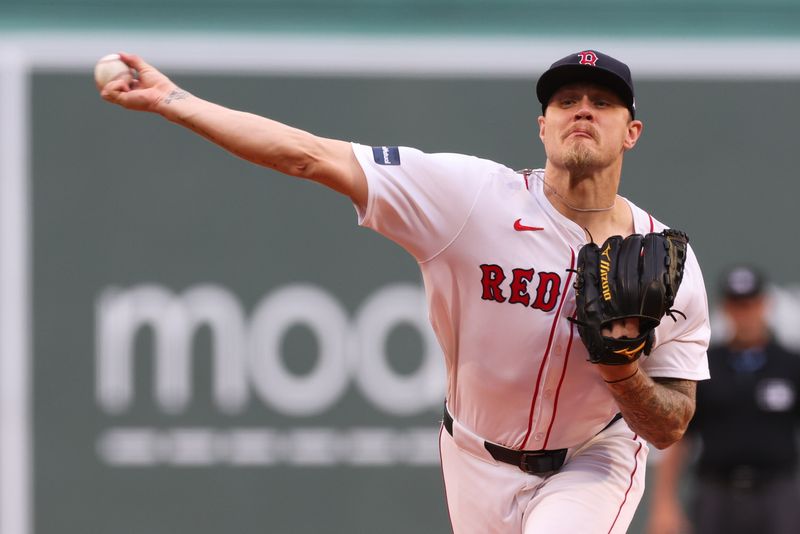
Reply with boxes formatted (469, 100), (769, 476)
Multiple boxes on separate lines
(578, 51), (598, 66)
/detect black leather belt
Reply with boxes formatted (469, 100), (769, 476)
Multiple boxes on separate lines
(442, 406), (622, 475)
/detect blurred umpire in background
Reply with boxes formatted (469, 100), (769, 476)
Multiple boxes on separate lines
(647, 265), (800, 534)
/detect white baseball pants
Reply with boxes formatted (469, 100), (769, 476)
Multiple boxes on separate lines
(439, 413), (648, 533)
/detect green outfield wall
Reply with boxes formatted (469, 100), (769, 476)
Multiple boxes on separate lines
(2, 32), (800, 534)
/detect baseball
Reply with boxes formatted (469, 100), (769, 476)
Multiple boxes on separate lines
(94, 54), (133, 90)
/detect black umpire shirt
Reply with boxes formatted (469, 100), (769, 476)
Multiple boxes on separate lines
(689, 338), (800, 479)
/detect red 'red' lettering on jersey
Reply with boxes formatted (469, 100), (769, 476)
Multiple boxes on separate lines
(509, 268), (535, 307)
(578, 51), (598, 66)
(479, 265), (564, 313)
(479, 264), (507, 302)
(532, 271), (562, 312)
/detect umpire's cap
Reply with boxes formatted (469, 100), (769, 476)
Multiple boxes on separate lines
(720, 265), (766, 300)
(536, 50), (636, 118)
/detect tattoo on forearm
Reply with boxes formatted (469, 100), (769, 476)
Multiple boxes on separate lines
(607, 375), (696, 447)
(163, 89), (190, 104)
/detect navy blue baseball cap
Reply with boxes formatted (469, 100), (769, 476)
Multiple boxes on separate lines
(536, 50), (636, 118)
(720, 265), (766, 300)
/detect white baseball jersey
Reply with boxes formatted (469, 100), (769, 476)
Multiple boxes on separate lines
(352, 143), (710, 451)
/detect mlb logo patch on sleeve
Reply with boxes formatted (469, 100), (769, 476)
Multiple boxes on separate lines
(372, 146), (401, 165)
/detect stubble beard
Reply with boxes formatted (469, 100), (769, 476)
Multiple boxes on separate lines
(562, 142), (601, 176)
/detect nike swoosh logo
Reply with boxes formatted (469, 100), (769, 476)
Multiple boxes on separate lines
(514, 218), (544, 232)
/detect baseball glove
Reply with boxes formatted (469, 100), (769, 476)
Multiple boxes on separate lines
(571, 229), (689, 365)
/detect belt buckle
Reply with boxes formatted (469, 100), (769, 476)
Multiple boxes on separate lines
(519, 451), (549, 474)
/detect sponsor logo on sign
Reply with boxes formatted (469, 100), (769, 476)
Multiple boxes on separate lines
(95, 283), (444, 466)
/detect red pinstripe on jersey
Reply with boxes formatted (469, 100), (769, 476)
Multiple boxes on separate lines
(438, 426), (456, 534)
(542, 312), (576, 449)
(607, 436), (644, 533)
(521, 247), (576, 448)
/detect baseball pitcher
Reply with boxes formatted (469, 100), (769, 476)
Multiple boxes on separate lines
(99, 49), (710, 533)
